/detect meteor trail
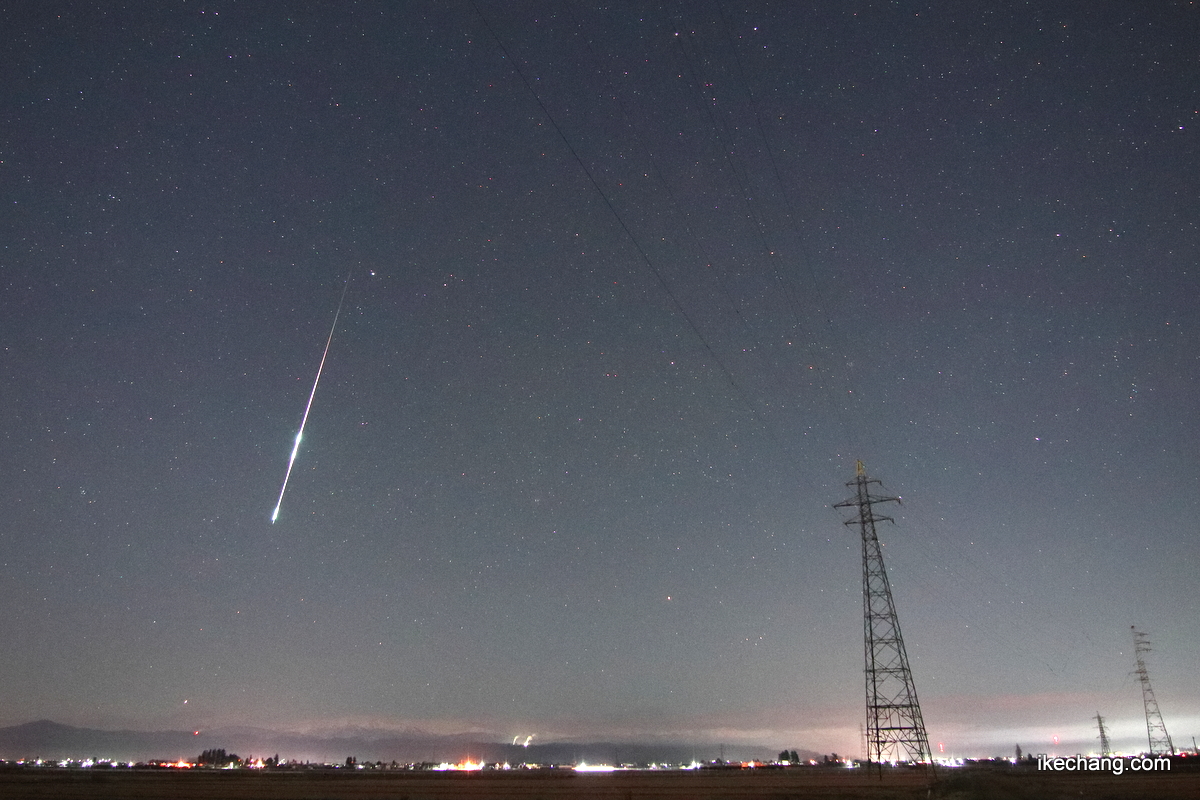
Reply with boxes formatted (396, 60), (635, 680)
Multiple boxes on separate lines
(271, 274), (351, 523)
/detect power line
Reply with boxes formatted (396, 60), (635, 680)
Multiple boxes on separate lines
(470, 0), (763, 424)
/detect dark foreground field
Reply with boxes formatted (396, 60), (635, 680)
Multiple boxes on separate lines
(1, 766), (1197, 800)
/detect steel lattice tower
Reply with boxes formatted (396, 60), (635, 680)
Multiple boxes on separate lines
(1095, 712), (1111, 757)
(834, 462), (932, 765)
(1132, 626), (1175, 755)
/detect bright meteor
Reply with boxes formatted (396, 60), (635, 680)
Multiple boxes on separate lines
(271, 274), (351, 523)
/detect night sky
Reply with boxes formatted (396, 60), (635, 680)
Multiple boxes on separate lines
(3, 1), (1198, 759)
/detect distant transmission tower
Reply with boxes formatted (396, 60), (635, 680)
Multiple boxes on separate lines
(835, 462), (932, 765)
(1131, 626), (1175, 755)
(1095, 712), (1111, 757)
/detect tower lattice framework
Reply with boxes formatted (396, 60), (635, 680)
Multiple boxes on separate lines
(1095, 712), (1111, 757)
(834, 462), (932, 764)
(1132, 626), (1175, 756)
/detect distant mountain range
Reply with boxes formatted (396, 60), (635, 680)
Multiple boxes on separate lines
(0, 720), (803, 765)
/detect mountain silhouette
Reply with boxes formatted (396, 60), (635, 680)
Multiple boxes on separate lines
(0, 720), (796, 765)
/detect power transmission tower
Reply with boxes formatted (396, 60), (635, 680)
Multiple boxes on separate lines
(1131, 626), (1175, 755)
(1095, 712), (1111, 757)
(834, 462), (932, 766)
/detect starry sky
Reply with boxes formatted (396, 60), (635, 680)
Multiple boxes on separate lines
(2, 1), (1197, 759)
